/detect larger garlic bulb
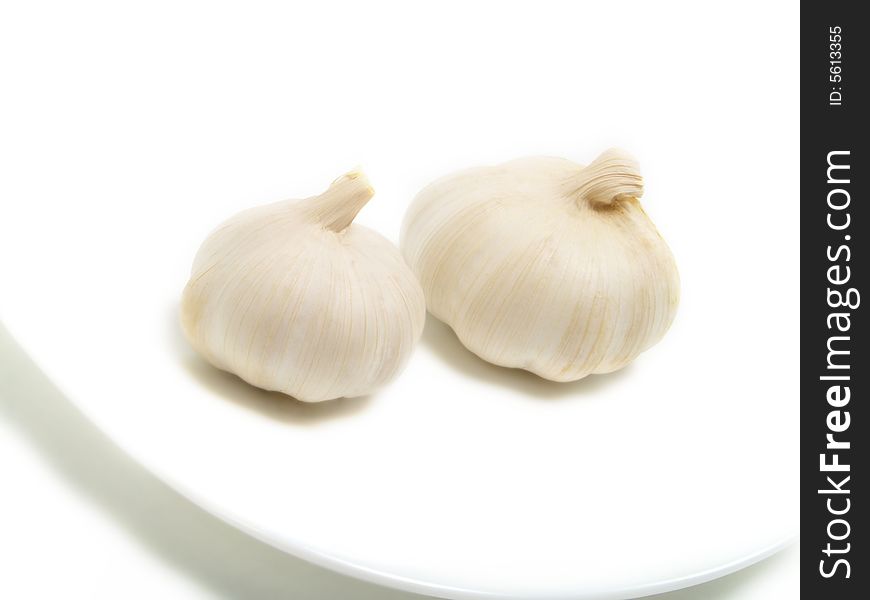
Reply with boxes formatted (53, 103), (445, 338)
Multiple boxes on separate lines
(181, 171), (425, 402)
(401, 149), (679, 382)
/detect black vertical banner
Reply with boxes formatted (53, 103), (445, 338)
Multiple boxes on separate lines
(802, 3), (867, 597)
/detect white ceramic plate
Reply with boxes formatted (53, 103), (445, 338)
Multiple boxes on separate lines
(0, 183), (798, 600)
(0, 3), (798, 597)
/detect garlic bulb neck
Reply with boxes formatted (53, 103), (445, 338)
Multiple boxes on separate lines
(567, 148), (644, 209)
(301, 170), (374, 231)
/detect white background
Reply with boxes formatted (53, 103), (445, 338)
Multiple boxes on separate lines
(0, 1), (799, 598)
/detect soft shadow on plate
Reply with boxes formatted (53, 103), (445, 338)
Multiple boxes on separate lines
(0, 321), (425, 600)
(421, 316), (635, 399)
(166, 304), (374, 423)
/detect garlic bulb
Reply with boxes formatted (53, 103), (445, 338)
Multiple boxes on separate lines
(401, 149), (679, 382)
(181, 171), (425, 402)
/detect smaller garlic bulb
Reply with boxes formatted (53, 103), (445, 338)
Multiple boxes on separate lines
(181, 171), (425, 402)
(401, 149), (680, 382)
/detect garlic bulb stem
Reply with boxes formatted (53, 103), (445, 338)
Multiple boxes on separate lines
(567, 148), (644, 208)
(301, 170), (374, 232)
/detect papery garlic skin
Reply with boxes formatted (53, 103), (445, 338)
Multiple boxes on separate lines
(181, 172), (425, 402)
(401, 149), (679, 382)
